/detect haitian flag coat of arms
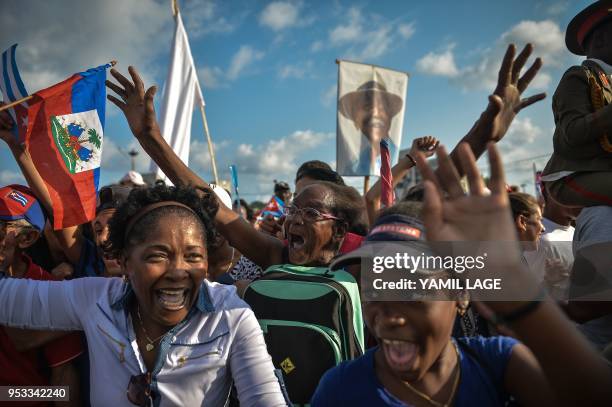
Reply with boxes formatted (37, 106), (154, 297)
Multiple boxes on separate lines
(24, 64), (110, 229)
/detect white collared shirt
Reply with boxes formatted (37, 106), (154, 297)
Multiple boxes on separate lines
(0, 277), (287, 406)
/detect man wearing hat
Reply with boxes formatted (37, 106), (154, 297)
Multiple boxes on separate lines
(541, 0), (612, 207)
(0, 184), (83, 399)
(337, 80), (403, 176)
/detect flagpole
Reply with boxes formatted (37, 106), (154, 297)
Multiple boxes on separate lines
(169, 0), (219, 185)
(363, 175), (370, 194)
(0, 60), (117, 113)
(200, 104), (219, 185)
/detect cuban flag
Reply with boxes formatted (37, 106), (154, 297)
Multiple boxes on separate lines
(24, 63), (110, 229)
(0, 44), (29, 141)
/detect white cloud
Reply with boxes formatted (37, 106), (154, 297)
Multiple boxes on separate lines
(416, 45), (460, 77)
(398, 23), (416, 40)
(501, 20), (564, 66)
(0, 169), (25, 185)
(101, 137), (149, 176)
(417, 20), (566, 92)
(545, 1), (569, 16)
(259, 2), (303, 31)
(189, 139), (230, 174)
(0, 0), (170, 92)
(278, 61), (313, 79)
(311, 41), (324, 52)
(323, 8), (414, 61)
(330, 7), (362, 44)
(227, 46), (265, 80)
(182, 0), (237, 37)
(235, 130), (333, 178)
(498, 117), (544, 159)
(199, 66), (225, 89)
(198, 45), (265, 88)
(321, 84), (337, 107)
(358, 26), (394, 60)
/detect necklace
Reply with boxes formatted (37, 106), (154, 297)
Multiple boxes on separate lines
(223, 247), (236, 274)
(136, 306), (166, 352)
(400, 341), (461, 407)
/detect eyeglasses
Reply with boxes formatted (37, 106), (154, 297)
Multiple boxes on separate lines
(284, 205), (341, 222)
(127, 373), (158, 406)
(0, 220), (24, 239)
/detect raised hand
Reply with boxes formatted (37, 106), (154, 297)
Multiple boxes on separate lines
(415, 142), (517, 244)
(105, 66), (160, 140)
(475, 44), (546, 143)
(0, 105), (17, 146)
(409, 136), (439, 159)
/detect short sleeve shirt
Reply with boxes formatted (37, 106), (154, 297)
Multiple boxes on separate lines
(311, 336), (518, 407)
(0, 255), (84, 387)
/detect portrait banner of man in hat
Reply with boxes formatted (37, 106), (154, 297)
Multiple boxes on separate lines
(336, 60), (409, 177)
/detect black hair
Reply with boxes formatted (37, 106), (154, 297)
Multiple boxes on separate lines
(509, 192), (539, 220)
(295, 160), (345, 186)
(376, 200), (423, 221)
(402, 183), (426, 202)
(316, 181), (368, 236)
(106, 184), (218, 258)
(274, 180), (291, 194)
(296, 167), (345, 186)
(239, 199), (255, 222)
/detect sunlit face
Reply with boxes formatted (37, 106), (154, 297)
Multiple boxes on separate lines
(518, 207), (545, 250)
(92, 209), (121, 275)
(352, 91), (391, 145)
(123, 214), (208, 327)
(364, 300), (456, 382)
(284, 185), (343, 266)
(0, 221), (20, 272)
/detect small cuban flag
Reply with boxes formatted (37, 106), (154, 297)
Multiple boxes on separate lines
(23, 63), (111, 229)
(0, 44), (29, 141)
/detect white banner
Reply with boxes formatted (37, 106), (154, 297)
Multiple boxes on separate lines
(336, 61), (409, 176)
(150, 12), (204, 183)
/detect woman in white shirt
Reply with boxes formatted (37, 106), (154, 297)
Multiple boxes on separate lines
(0, 185), (287, 406)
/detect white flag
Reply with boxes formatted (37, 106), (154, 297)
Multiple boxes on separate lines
(151, 12), (204, 183)
(336, 60), (409, 177)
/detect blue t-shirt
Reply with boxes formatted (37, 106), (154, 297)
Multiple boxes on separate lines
(74, 237), (105, 278)
(311, 336), (518, 407)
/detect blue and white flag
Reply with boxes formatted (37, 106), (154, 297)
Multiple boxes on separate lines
(0, 44), (29, 140)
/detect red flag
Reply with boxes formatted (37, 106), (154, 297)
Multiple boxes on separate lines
(380, 138), (394, 207)
(24, 65), (108, 229)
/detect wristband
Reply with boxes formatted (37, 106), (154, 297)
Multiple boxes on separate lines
(490, 286), (546, 326)
(405, 153), (417, 166)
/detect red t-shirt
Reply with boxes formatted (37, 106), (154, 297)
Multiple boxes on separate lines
(0, 255), (84, 405)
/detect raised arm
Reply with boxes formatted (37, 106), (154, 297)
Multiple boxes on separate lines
(0, 278), (93, 331)
(0, 107), (85, 266)
(365, 136), (438, 225)
(416, 143), (612, 406)
(443, 44), (545, 178)
(105, 67), (285, 269)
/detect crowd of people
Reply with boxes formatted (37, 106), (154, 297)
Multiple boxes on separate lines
(1, 2), (612, 406)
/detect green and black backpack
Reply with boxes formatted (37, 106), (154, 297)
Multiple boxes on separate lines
(243, 264), (364, 406)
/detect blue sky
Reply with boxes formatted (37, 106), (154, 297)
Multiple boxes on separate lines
(0, 0), (592, 200)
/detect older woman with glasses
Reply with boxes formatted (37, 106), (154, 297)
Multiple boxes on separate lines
(0, 185), (288, 406)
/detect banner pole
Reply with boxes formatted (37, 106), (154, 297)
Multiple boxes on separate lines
(199, 104), (219, 185)
(363, 175), (370, 194)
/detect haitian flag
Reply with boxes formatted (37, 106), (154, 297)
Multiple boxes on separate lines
(24, 64), (110, 229)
